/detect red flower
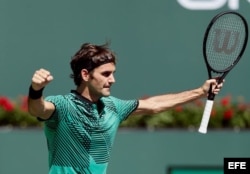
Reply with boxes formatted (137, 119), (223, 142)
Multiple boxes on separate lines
(174, 106), (183, 112)
(20, 96), (28, 111)
(194, 99), (203, 107)
(220, 96), (231, 107)
(223, 108), (234, 120)
(237, 103), (248, 111)
(211, 109), (216, 117)
(0, 96), (14, 112)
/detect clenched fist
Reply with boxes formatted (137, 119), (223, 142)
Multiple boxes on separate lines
(31, 68), (53, 91)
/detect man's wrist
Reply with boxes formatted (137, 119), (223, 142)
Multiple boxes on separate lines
(28, 85), (44, 99)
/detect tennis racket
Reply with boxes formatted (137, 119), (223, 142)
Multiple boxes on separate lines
(198, 11), (248, 134)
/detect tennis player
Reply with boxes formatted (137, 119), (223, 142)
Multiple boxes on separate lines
(28, 42), (223, 174)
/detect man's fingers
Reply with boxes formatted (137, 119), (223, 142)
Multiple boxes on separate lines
(36, 69), (51, 78)
(46, 75), (53, 82)
(31, 69), (53, 90)
(32, 74), (53, 84)
(202, 78), (225, 95)
(211, 79), (224, 94)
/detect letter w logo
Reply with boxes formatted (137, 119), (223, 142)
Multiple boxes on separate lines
(213, 29), (240, 54)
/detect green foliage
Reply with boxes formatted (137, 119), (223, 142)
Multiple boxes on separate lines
(1, 95), (250, 129)
(120, 96), (250, 130)
(0, 96), (42, 128)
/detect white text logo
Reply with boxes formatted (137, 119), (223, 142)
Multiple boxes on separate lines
(177, 0), (250, 10)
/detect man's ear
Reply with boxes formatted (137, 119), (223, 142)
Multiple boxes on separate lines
(81, 69), (89, 82)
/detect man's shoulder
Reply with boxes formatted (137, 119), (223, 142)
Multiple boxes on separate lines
(45, 93), (72, 102)
(101, 96), (138, 106)
(100, 96), (119, 103)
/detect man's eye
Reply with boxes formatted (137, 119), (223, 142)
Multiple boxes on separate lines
(102, 72), (111, 77)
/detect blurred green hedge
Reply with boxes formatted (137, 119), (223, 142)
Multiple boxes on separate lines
(0, 96), (42, 127)
(1, 95), (250, 129)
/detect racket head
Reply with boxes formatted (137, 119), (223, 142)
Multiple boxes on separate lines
(203, 11), (248, 78)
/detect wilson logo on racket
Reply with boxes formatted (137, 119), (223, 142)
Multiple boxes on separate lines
(213, 29), (240, 54)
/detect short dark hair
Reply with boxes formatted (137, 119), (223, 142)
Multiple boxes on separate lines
(70, 42), (116, 86)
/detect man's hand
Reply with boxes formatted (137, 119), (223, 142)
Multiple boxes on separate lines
(31, 68), (53, 91)
(201, 79), (224, 96)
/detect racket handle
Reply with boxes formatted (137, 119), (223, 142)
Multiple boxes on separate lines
(198, 100), (214, 134)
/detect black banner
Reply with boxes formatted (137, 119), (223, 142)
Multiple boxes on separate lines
(224, 158), (250, 174)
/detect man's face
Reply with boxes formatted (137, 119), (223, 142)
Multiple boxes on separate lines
(88, 62), (116, 99)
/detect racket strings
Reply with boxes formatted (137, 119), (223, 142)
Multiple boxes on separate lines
(206, 14), (247, 72)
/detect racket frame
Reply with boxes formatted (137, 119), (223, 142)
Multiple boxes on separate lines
(199, 11), (248, 134)
(203, 11), (248, 83)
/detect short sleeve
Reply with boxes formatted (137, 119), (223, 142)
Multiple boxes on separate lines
(42, 95), (66, 127)
(105, 96), (139, 122)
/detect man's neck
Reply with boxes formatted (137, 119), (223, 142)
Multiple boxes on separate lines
(76, 86), (100, 102)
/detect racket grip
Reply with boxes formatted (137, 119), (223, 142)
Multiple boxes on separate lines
(198, 100), (214, 134)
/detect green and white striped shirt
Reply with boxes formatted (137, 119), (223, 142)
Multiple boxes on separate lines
(42, 91), (138, 174)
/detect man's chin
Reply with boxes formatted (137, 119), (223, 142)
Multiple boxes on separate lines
(102, 91), (111, 97)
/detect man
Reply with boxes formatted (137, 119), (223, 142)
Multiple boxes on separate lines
(28, 43), (223, 174)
